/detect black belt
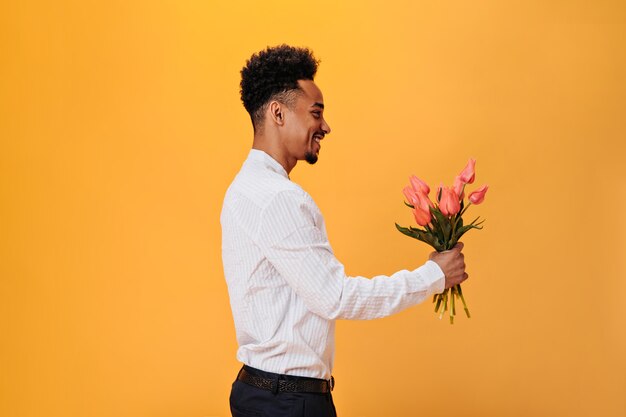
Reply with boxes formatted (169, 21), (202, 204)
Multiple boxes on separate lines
(237, 366), (334, 394)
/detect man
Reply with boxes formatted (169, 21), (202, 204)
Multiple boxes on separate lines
(221, 44), (468, 417)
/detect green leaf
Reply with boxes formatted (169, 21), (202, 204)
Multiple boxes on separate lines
(395, 222), (414, 238)
(448, 215), (464, 244)
(454, 222), (485, 240)
(409, 226), (438, 246)
(456, 224), (475, 236)
(403, 201), (414, 209)
(434, 208), (452, 247)
(395, 223), (439, 250)
(395, 222), (422, 240)
(429, 206), (448, 246)
(455, 216), (464, 233)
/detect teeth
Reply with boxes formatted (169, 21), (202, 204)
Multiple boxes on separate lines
(314, 137), (321, 143)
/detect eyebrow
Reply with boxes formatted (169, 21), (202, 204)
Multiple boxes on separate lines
(311, 102), (325, 109)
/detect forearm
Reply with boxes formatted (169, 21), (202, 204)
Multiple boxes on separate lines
(263, 234), (445, 321)
(325, 260), (445, 320)
(257, 190), (445, 322)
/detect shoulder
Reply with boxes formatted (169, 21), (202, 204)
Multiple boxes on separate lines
(227, 170), (309, 209)
(262, 186), (316, 217)
(222, 166), (321, 226)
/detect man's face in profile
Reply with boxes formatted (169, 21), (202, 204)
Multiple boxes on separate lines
(282, 80), (331, 165)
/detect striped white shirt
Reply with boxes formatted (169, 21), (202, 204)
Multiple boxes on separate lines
(220, 149), (445, 380)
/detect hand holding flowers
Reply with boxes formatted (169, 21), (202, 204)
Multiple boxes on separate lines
(396, 158), (488, 323)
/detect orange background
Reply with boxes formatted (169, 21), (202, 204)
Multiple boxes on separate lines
(1, 1), (625, 416)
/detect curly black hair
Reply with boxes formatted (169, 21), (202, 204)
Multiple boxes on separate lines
(240, 44), (320, 133)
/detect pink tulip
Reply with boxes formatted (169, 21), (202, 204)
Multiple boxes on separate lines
(404, 185), (434, 210)
(453, 175), (465, 200)
(409, 175), (430, 195)
(403, 186), (419, 206)
(468, 184), (489, 204)
(459, 158), (476, 184)
(413, 206), (432, 226)
(417, 191), (435, 211)
(439, 186), (461, 216)
(420, 195), (435, 212)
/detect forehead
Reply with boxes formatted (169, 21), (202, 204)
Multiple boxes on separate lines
(296, 79), (324, 105)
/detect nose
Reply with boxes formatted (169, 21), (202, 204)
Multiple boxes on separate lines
(321, 119), (331, 135)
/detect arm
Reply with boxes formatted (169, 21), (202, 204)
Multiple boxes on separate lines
(254, 190), (445, 321)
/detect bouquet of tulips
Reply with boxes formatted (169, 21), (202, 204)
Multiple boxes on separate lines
(396, 158), (488, 324)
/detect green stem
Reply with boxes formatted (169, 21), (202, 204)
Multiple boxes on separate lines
(457, 284), (471, 318)
(448, 217), (456, 250)
(458, 201), (472, 219)
(434, 293), (442, 313)
(439, 289), (448, 320)
(451, 287), (456, 317)
(447, 287), (454, 324)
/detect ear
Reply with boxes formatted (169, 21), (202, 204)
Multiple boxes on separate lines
(268, 100), (285, 126)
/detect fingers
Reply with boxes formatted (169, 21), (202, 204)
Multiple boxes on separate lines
(432, 242), (468, 289)
(445, 271), (469, 289)
(452, 244), (468, 286)
(450, 272), (469, 288)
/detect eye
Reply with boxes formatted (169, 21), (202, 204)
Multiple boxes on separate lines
(312, 111), (321, 119)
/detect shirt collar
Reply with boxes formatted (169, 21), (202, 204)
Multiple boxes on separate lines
(247, 149), (290, 179)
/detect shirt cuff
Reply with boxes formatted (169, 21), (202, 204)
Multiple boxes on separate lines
(415, 260), (446, 295)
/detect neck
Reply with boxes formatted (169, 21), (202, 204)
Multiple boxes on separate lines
(252, 135), (296, 175)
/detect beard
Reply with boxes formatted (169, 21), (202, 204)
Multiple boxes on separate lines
(304, 150), (318, 165)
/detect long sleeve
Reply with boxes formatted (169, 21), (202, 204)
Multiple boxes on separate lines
(254, 189), (445, 321)
(223, 149), (444, 378)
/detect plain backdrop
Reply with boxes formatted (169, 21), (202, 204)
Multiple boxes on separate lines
(1, 1), (625, 416)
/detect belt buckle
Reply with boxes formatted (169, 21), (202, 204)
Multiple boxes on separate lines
(329, 375), (335, 392)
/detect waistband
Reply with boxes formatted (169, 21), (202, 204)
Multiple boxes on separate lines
(237, 364), (334, 394)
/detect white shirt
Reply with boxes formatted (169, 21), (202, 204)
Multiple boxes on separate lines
(220, 149), (445, 380)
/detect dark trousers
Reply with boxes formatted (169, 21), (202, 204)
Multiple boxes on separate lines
(230, 365), (338, 417)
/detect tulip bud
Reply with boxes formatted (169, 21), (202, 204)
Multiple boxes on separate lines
(413, 206), (432, 226)
(468, 184), (489, 204)
(409, 175), (430, 195)
(403, 186), (419, 206)
(422, 193), (435, 209)
(439, 186), (461, 216)
(453, 175), (465, 200)
(405, 185), (434, 211)
(459, 158), (476, 184)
